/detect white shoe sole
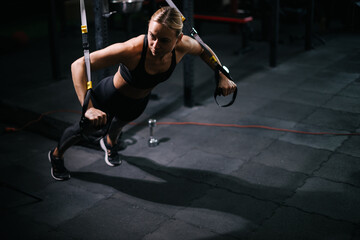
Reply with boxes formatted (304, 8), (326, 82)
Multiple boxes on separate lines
(48, 151), (70, 181)
(100, 138), (115, 167)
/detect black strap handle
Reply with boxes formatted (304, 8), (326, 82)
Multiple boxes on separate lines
(79, 88), (92, 130)
(79, 89), (111, 142)
(214, 66), (237, 107)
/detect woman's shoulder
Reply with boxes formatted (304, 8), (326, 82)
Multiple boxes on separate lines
(111, 34), (145, 54)
(175, 35), (190, 51)
(175, 34), (202, 57)
(127, 34), (146, 47)
(99, 35), (145, 65)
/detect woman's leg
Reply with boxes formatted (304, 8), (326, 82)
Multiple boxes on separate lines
(48, 122), (83, 180)
(100, 117), (129, 167)
(53, 122), (82, 158)
(106, 117), (129, 147)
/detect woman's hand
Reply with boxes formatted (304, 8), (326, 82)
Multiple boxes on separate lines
(85, 107), (107, 128)
(218, 73), (237, 96)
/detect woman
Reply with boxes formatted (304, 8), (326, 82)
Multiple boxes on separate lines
(48, 6), (237, 181)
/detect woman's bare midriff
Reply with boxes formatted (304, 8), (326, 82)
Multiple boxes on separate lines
(113, 71), (153, 99)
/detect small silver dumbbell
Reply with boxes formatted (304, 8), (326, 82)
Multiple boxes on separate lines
(148, 119), (158, 147)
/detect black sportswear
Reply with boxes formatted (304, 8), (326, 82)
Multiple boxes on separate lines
(119, 34), (177, 89)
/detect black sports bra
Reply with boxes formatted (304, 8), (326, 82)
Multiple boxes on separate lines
(119, 35), (177, 89)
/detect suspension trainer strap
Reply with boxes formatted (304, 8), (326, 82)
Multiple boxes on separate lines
(165, 0), (237, 107)
(80, 0), (92, 90)
(79, 0), (93, 131)
(78, 0), (111, 142)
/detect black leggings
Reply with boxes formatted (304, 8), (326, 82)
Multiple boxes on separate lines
(57, 76), (150, 154)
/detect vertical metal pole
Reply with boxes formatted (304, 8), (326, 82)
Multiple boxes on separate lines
(269, 0), (279, 67)
(305, 0), (314, 50)
(183, 0), (195, 107)
(93, 0), (110, 79)
(93, 0), (109, 50)
(48, 0), (61, 80)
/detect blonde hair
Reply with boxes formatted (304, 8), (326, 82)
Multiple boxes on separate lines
(150, 6), (183, 37)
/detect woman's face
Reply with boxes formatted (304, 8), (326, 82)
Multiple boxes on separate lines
(147, 20), (179, 57)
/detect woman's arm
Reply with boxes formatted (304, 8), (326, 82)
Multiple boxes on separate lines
(72, 35), (142, 104)
(71, 35), (143, 126)
(178, 35), (237, 96)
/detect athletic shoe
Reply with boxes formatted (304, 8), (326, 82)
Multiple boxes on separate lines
(100, 138), (122, 167)
(48, 150), (70, 181)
